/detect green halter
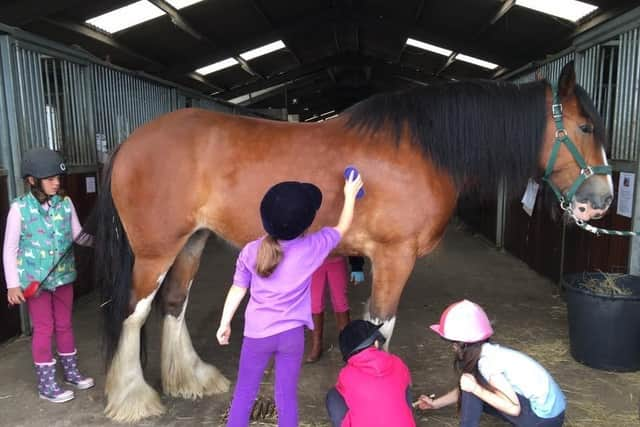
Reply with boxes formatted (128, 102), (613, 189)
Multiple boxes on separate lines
(542, 83), (611, 208)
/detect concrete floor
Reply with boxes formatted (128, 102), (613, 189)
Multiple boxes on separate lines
(1, 224), (639, 427)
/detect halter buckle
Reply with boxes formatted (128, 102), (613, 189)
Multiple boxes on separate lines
(552, 103), (563, 119)
(581, 166), (594, 178)
(555, 129), (567, 139)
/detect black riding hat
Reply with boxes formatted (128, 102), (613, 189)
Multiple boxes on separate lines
(339, 320), (386, 362)
(21, 148), (67, 179)
(260, 181), (322, 240)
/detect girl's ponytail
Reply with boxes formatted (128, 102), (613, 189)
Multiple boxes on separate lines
(256, 235), (283, 277)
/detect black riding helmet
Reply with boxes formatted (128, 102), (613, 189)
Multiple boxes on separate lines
(339, 320), (386, 362)
(21, 148), (67, 179)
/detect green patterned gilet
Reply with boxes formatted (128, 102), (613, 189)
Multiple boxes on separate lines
(16, 192), (76, 291)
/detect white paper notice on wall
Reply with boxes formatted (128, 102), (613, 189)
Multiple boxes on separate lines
(86, 176), (96, 194)
(521, 179), (539, 217)
(616, 172), (634, 218)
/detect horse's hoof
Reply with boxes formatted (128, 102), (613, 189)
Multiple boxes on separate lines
(104, 382), (165, 423)
(164, 362), (230, 399)
(198, 364), (230, 396)
(305, 349), (323, 363)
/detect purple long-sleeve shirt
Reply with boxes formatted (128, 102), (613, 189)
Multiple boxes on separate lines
(3, 198), (84, 289)
(233, 227), (341, 338)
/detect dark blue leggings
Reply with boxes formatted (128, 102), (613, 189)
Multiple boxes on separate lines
(459, 391), (565, 427)
(325, 386), (413, 427)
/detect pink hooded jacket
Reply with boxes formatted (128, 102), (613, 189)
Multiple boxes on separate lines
(336, 347), (416, 427)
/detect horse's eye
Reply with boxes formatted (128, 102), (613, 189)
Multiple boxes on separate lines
(579, 124), (594, 134)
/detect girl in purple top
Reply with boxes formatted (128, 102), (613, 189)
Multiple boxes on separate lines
(217, 172), (364, 427)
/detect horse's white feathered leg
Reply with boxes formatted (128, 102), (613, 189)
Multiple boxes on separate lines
(105, 277), (164, 423)
(161, 280), (230, 398)
(364, 298), (397, 351)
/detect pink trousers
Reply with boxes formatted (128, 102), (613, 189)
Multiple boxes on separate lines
(310, 257), (349, 314)
(26, 284), (76, 364)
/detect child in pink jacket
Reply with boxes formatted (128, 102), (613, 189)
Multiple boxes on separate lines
(326, 320), (415, 427)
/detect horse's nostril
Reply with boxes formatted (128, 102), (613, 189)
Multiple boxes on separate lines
(605, 195), (613, 205)
(578, 207), (586, 213)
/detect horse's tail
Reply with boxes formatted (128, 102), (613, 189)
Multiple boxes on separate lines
(88, 145), (135, 367)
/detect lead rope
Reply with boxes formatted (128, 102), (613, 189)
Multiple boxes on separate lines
(560, 203), (640, 236)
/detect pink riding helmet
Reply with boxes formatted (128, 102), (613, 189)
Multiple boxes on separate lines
(429, 300), (493, 343)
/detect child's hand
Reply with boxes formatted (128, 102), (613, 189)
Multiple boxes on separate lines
(344, 171), (364, 201)
(460, 373), (479, 393)
(7, 288), (25, 305)
(350, 271), (365, 285)
(216, 324), (231, 345)
(415, 394), (437, 410)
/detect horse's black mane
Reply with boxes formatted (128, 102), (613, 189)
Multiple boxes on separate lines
(344, 79), (605, 194)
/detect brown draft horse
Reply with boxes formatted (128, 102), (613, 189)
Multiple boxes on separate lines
(93, 62), (613, 422)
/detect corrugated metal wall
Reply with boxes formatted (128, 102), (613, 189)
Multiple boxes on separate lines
(91, 65), (176, 155)
(611, 28), (640, 161)
(540, 53), (576, 83)
(579, 42), (617, 146)
(12, 43), (95, 168)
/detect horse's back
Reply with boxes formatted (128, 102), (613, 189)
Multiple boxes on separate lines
(110, 107), (457, 257)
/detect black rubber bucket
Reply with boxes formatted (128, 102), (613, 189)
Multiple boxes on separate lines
(563, 272), (640, 372)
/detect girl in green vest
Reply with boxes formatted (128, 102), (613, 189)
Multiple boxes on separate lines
(4, 148), (94, 403)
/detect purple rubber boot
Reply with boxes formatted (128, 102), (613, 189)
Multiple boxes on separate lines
(35, 360), (75, 403)
(59, 351), (95, 390)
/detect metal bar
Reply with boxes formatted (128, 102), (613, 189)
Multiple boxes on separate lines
(27, 50), (41, 151)
(625, 30), (638, 160)
(51, 57), (62, 153)
(69, 62), (80, 163)
(614, 32), (627, 160)
(42, 57), (53, 149)
(105, 67), (114, 151)
(604, 45), (615, 137)
(62, 61), (72, 157)
(632, 30), (640, 161)
(620, 31), (630, 160)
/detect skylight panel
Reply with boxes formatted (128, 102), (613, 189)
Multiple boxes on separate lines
(406, 38), (499, 70)
(456, 54), (499, 70)
(86, 1), (164, 34)
(196, 58), (238, 75)
(166, 0), (205, 8)
(406, 38), (452, 57)
(516, 0), (598, 22)
(240, 41), (286, 61)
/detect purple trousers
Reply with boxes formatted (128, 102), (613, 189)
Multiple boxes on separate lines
(26, 284), (76, 364)
(227, 326), (304, 427)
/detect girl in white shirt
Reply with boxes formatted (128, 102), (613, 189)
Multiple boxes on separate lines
(417, 300), (565, 427)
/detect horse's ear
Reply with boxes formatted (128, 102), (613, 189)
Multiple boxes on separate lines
(558, 61), (576, 98)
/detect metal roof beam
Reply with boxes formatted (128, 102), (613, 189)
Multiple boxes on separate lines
(42, 17), (165, 69)
(220, 52), (442, 101)
(436, 0), (514, 75)
(248, 0), (302, 64)
(148, 0), (264, 79)
(42, 17), (224, 92)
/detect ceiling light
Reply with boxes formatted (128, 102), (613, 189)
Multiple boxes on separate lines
(166, 0), (205, 8)
(456, 53), (499, 70)
(196, 58), (238, 75)
(406, 38), (499, 70)
(86, 0), (207, 34)
(240, 40), (286, 61)
(406, 38), (452, 57)
(86, 1), (164, 33)
(516, 0), (598, 22)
